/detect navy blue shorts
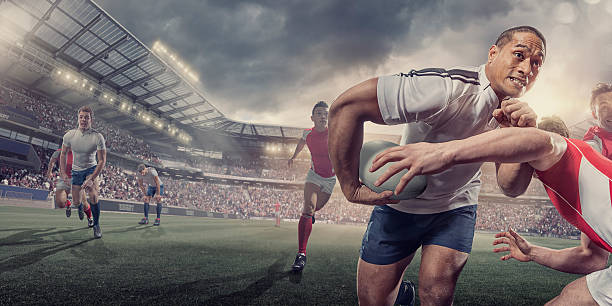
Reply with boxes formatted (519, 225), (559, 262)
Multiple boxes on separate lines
(71, 166), (96, 186)
(146, 185), (164, 197)
(360, 204), (477, 265)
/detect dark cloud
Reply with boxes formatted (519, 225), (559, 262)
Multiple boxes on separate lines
(96, 0), (515, 116)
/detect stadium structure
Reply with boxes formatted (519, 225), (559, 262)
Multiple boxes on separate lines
(2, 1), (606, 304)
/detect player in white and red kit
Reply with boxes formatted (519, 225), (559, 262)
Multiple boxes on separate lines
(47, 147), (92, 226)
(288, 101), (336, 272)
(274, 202), (281, 227)
(369, 116), (611, 305)
(583, 83), (612, 159)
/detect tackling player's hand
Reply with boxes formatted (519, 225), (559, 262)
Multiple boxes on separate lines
(497, 98), (537, 128)
(370, 142), (454, 195)
(342, 183), (399, 206)
(154, 194), (162, 202)
(47, 171), (54, 180)
(492, 228), (533, 262)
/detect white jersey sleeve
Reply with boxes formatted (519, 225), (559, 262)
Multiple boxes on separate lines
(62, 130), (73, 148)
(95, 132), (106, 151)
(377, 73), (451, 125)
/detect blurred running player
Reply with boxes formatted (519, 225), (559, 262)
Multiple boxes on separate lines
(136, 164), (164, 226)
(288, 101), (337, 272)
(47, 146), (93, 227)
(584, 83), (612, 158)
(60, 106), (106, 239)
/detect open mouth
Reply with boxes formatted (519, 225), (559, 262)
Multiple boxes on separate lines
(509, 76), (526, 88)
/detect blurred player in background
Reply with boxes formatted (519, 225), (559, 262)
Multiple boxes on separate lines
(60, 106), (106, 239)
(275, 202), (281, 227)
(47, 146), (93, 227)
(288, 101), (336, 272)
(136, 164), (164, 226)
(584, 83), (612, 159)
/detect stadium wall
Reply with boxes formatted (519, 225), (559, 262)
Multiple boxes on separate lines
(97, 198), (240, 219)
(0, 185), (49, 201)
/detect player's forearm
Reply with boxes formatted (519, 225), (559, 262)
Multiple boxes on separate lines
(59, 153), (67, 174)
(529, 245), (606, 274)
(90, 153), (106, 179)
(448, 127), (553, 165)
(329, 78), (383, 198)
(290, 142), (305, 159)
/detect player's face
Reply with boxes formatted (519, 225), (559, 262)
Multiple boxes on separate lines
(487, 32), (545, 99)
(78, 111), (92, 129)
(593, 92), (612, 132)
(311, 107), (328, 128)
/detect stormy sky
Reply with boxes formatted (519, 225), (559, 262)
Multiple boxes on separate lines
(96, 0), (612, 134)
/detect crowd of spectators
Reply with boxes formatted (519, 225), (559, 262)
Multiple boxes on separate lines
(0, 147), (579, 238)
(0, 80), (160, 164)
(0, 82), (580, 238)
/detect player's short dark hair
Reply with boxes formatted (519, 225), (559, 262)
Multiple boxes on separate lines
(590, 82), (612, 113)
(78, 106), (93, 118)
(495, 26), (546, 55)
(312, 101), (328, 115)
(137, 164), (146, 172)
(537, 116), (569, 138)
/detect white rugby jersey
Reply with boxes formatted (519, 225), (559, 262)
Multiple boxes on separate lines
(139, 167), (163, 186)
(535, 138), (612, 252)
(62, 128), (106, 171)
(377, 65), (499, 213)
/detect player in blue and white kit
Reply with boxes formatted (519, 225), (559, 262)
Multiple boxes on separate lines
(136, 164), (164, 226)
(60, 106), (106, 239)
(329, 26), (546, 305)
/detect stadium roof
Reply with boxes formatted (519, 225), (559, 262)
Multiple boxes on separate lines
(0, 0), (304, 144)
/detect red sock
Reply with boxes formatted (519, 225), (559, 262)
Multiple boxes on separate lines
(298, 215), (313, 254)
(84, 205), (92, 218)
(66, 199), (71, 207)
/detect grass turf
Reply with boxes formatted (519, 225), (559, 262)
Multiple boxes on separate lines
(0, 206), (604, 305)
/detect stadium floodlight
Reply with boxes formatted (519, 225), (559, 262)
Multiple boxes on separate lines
(56, 70), (62, 75)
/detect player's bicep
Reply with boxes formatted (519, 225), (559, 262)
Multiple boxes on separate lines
(331, 78), (385, 124)
(377, 74), (450, 125)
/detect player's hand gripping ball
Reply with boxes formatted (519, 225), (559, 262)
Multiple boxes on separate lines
(359, 140), (427, 200)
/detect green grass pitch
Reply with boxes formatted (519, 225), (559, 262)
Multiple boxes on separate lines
(0, 206), (604, 305)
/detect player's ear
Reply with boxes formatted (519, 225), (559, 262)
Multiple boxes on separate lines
(488, 45), (499, 64)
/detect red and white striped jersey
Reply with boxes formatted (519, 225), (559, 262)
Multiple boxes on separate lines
(535, 138), (612, 253)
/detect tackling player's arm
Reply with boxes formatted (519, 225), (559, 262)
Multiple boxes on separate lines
(492, 99), (539, 197)
(371, 127), (565, 194)
(493, 229), (609, 274)
(328, 78), (397, 205)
